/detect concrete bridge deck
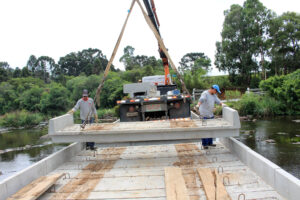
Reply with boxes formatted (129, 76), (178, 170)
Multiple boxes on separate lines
(49, 107), (240, 144)
(34, 142), (283, 199)
(2, 138), (300, 200)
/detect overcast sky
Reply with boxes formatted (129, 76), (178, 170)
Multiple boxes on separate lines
(0, 0), (299, 75)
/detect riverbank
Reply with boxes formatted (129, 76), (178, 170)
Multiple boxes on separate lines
(0, 108), (117, 129)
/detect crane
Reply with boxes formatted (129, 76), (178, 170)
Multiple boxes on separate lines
(143, 0), (172, 85)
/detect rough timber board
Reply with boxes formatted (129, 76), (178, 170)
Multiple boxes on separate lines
(8, 173), (64, 200)
(164, 167), (190, 200)
(197, 168), (215, 200)
(37, 142), (284, 200)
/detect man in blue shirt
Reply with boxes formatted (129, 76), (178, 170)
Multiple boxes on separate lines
(196, 85), (225, 149)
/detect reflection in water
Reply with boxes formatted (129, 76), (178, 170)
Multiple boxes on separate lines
(238, 116), (300, 179)
(0, 128), (47, 150)
(0, 128), (68, 181)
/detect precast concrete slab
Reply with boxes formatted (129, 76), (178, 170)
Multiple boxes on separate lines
(28, 141), (286, 200)
(49, 107), (240, 144)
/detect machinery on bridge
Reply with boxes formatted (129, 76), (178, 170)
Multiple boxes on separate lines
(49, 0), (240, 145)
(117, 0), (192, 122)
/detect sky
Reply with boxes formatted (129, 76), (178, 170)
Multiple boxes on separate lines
(0, 0), (299, 76)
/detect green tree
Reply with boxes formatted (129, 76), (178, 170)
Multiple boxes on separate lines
(0, 62), (11, 82)
(58, 48), (111, 77)
(35, 56), (56, 83)
(40, 84), (71, 116)
(215, 0), (272, 85)
(0, 82), (18, 114)
(119, 46), (136, 70)
(26, 55), (38, 74)
(21, 67), (31, 77)
(19, 87), (44, 112)
(260, 69), (300, 114)
(100, 75), (128, 108)
(179, 52), (211, 72)
(13, 67), (22, 78)
(269, 12), (300, 75)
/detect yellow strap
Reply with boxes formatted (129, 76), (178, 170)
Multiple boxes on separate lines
(95, 0), (136, 106)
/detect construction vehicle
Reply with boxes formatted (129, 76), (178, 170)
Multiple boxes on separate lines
(117, 0), (191, 122)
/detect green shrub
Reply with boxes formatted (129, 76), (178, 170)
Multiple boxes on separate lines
(19, 87), (44, 112)
(260, 69), (300, 115)
(40, 84), (71, 116)
(258, 96), (283, 116)
(0, 110), (44, 128)
(250, 76), (261, 88)
(97, 109), (116, 118)
(238, 93), (261, 116)
(225, 90), (241, 100)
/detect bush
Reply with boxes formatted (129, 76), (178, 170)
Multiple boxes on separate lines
(260, 69), (300, 115)
(19, 87), (44, 111)
(235, 93), (283, 117)
(97, 109), (116, 118)
(238, 93), (261, 116)
(0, 110), (44, 128)
(40, 84), (71, 116)
(250, 76), (261, 88)
(0, 82), (18, 114)
(258, 96), (283, 116)
(225, 90), (241, 101)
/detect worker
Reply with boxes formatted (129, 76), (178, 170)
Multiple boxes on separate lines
(196, 85), (226, 149)
(68, 89), (98, 150)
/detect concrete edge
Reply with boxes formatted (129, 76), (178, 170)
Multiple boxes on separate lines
(220, 137), (300, 200)
(49, 114), (74, 135)
(222, 107), (241, 128)
(0, 142), (83, 200)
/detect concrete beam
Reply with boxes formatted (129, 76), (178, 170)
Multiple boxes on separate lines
(48, 114), (74, 135)
(0, 142), (83, 200)
(221, 137), (300, 200)
(51, 128), (240, 144)
(49, 107), (241, 144)
(222, 106), (241, 128)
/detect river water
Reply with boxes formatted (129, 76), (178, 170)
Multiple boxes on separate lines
(238, 116), (300, 179)
(0, 128), (67, 181)
(0, 117), (299, 182)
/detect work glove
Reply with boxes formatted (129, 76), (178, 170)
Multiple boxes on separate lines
(67, 109), (74, 114)
(94, 114), (98, 123)
(222, 103), (228, 107)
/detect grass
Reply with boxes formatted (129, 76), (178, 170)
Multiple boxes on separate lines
(0, 110), (44, 128)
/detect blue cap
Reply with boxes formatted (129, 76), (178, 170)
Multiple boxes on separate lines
(212, 85), (221, 94)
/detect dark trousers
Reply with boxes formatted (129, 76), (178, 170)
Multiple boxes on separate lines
(82, 119), (95, 149)
(201, 116), (214, 146)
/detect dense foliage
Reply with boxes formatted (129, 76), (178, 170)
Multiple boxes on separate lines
(260, 69), (300, 114)
(215, 0), (299, 86)
(0, 0), (299, 127)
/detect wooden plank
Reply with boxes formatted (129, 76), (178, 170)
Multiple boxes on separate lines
(165, 167), (190, 200)
(214, 169), (231, 200)
(8, 173), (65, 200)
(197, 168), (215, 200)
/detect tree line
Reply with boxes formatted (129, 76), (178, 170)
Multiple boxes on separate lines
(0, 0), (299, 117)
(215, 0), (299, 85)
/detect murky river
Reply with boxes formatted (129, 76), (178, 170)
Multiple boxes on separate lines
(0, 117), (299, 182)
(238, 116), (300, 179)
(0, 128), (67, 181)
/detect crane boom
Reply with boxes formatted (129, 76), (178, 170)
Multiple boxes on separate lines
(143, 0), (172, 85)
